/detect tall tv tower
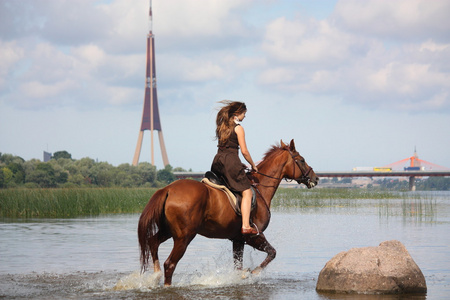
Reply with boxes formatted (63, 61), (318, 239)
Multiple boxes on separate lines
(133, 0), (169, 167)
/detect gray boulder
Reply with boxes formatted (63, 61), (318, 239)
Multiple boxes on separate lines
(316, 240), (427, 294)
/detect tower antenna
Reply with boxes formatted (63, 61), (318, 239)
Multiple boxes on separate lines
(132, 0), (169, 167)
(149, 0), (153, 32)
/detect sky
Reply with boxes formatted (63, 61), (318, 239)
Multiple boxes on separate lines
(1, 0), (449, 172)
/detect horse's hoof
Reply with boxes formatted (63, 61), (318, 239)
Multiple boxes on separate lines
(155, 271), (163, 280)
(241, 268), (251, 279)
(251, 266), (263, 275)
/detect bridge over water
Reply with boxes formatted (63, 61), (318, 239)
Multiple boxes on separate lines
(174, 149), (449, 191)
(316, 170), (450, 191)
(174, 170), (450, 191)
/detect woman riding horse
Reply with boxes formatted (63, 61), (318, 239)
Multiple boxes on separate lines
(138, 136), (318, 286)
(211, 100), (259, 235)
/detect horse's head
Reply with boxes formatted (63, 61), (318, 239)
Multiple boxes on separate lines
(281, 139), (319, 189)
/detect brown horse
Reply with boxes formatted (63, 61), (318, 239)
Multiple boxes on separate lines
(138, 139), (318, 286)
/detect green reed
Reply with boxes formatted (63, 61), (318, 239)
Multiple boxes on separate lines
(274, 188), (437, 222)
(272, 188), (403, 209)
(1, 187), (435, 219)
(0, 188), (157, 218)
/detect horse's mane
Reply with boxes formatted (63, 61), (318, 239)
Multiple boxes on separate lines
(261, 143), (286, 163)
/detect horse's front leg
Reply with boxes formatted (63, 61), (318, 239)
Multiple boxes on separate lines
(245, 233), (276, 274)
(232, 240), (245, 270)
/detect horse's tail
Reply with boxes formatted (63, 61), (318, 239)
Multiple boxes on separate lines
(138, 187), (169, 272)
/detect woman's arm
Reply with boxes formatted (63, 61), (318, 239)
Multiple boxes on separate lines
(235, 125), (258, 172)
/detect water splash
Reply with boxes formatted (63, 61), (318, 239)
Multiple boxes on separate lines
(113, 270), (162, 291)
(113, 267), (263, 291)
(181, 268), (260, 287)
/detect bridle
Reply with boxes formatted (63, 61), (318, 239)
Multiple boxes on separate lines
(253, 146), (314, 187)
(248, 147), (314, 217)
(289, 151), (314, 185)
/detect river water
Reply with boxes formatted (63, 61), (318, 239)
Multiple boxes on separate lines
(1, 192), (449, 299)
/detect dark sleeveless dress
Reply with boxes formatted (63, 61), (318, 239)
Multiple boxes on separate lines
(211, 124), (251, 192)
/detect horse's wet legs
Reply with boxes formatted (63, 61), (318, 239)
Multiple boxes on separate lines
(163, 236), (194, 286)
(150, 234), (170, 273)
(150, 240), (161, 273)
(232, 240), (245, 270)
(245, 233), (276, 274)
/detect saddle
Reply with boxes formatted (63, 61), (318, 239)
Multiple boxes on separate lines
(201, 171), (256, 216)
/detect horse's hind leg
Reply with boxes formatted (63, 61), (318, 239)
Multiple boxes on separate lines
(245, 233), (277, 274)
(150, 233), (170, 273)
(163, 235), (195, 286)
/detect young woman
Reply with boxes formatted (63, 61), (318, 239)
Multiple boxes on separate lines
(211, 100), (259, 235)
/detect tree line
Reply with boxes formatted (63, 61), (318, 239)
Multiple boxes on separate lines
(2, 151), (448, 190)
(0, 151), (188, 188)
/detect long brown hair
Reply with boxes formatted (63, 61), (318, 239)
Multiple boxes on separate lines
(215, 100), (247, 146)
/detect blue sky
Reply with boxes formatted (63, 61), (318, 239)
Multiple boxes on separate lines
(1, 0), (449, 172)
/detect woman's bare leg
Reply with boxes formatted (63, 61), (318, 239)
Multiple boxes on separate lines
(241, 188), (252, 228)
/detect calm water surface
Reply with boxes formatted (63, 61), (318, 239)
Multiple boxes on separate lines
(1, 192), (449, 299)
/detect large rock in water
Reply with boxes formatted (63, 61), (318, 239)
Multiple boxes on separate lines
(316, 240), (427, 294)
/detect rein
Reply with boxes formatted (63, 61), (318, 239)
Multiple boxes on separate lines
(255, 171), (282, 181)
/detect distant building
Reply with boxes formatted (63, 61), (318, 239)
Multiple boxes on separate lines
(43, 151), (52, 162)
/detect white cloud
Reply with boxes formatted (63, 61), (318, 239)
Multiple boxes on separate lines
(256, 1), (450, 112)
(20, 79), (77, 100)
(42, 1), (111, 46)
(420, 40), (450, 52)
(155, 0), (251, 38)
(258, 67), (296, 86)
(72, 44), (106, 67)
(333, 0), (450, 42)
(103, 85), (140, 106)
(0, 41), (24, 72)
(28, 42), (76, 83)
(0, 40), (24, 90)
(0, 0), (261, 113)
(262, 17), (352, 65)
(1, 0), (449, 114)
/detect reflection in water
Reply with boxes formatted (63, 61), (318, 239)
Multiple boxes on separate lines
(377, 198), (437, 224)
(0, 192), (449, 299)
(401, 198), (436, 223)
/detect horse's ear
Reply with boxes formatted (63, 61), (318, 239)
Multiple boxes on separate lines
(280, 140), (286, 148)
(290, 139), (296, 151)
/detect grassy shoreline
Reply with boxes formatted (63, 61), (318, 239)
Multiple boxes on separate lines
(1, 187), (423, 219)
(0, 188), (157, 218)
